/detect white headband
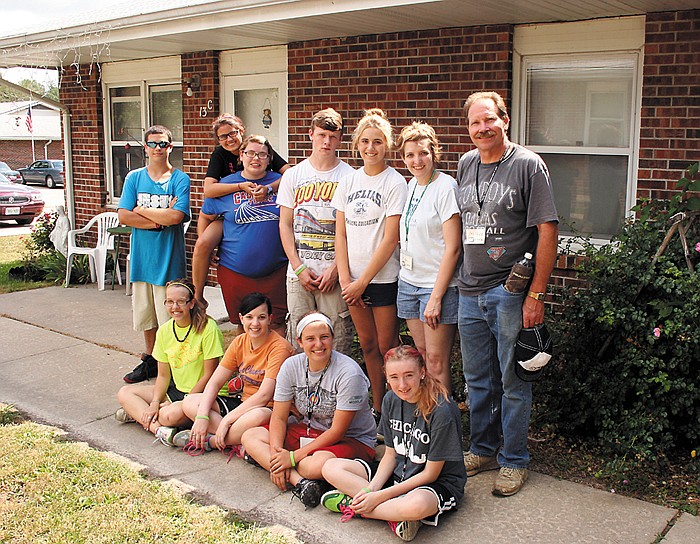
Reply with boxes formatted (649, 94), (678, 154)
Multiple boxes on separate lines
(296, 313), (334, 338)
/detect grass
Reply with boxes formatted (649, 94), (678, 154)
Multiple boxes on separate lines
(0, 405), (300, 544)
(0, 235), (53, 294)
(0, 235), (26, 262)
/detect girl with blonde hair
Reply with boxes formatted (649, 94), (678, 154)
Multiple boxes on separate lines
(332, 108), (407, 419)
(395, 121), (461, 393)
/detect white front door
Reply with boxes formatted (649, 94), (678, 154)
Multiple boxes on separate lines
(222, 72), (288, 161)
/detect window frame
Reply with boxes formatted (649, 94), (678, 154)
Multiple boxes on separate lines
(512, 17), (645, 244)
(103, 78), (183, 206)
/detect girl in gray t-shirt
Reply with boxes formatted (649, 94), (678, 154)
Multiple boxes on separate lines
(320, 345), (466, 541)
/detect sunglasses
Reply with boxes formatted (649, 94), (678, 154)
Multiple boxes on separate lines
(145, 141), (171, 149)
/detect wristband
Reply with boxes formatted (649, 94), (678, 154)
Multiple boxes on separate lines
(289, 450), (296, 468)
(361, 487), (372, 493)
(294, 264), (308, 277)
(195, 415), (210, 421)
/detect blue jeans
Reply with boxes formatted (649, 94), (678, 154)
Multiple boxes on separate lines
(458, 285), (532, 468)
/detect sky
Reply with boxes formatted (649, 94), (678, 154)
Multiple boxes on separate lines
(1, 0), (180, 86)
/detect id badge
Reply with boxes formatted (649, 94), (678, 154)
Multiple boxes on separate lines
(465, 226), (486, 245)
(300, 436), (315, 448)
(400, 250), (413, 270)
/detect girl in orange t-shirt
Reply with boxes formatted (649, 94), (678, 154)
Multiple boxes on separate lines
(175, 292), (294, 453)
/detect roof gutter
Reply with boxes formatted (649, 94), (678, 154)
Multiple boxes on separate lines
(0, 77), (75, 229)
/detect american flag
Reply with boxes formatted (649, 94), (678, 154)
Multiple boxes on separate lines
(25, 108), (33, 134)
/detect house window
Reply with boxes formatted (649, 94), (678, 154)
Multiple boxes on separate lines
(106, 82), (183, 201)
(520, 54), (638, 239)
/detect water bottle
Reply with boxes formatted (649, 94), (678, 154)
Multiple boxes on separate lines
(504, 252), (533, 294)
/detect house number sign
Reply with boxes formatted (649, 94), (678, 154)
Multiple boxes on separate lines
(200, 100), (214, 118)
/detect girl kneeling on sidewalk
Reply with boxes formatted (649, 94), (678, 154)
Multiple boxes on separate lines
(320, 345), (466, 542)
(116, 279), (224, 445)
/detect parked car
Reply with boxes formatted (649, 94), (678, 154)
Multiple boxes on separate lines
(0, 161), (22, 183)
(0, 173), (45, 225)
(18, 160), (64, 188)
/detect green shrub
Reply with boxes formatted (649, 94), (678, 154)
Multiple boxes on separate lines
(537, 163), (700, 466)
(11, 209), (93, 285)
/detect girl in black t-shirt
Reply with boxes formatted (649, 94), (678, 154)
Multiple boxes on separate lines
(320, 345), (466, 542)
(193, 113), (289, 306)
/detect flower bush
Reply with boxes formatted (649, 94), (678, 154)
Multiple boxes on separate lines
(12, 210), (92, 285)
(536, 163), (699, 469)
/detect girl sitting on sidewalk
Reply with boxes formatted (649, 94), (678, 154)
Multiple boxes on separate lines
(241, 312), (377, 508)
(115, 279), (224, 446)
(319, 345), (466, 542)
(172, 292), (294, 454)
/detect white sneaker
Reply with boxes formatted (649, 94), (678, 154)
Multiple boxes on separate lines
(115, 408), (135, 423)
(153, 426), (177, 447)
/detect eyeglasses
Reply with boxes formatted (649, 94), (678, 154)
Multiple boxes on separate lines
(145, 141), (171, 149)
(217, 129), (241, 141)
(242, 150), (269, 160)
(164, 299), (191, 307)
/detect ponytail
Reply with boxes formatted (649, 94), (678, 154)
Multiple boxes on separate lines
(384, 345), (450, 421)
(166, 278), (209, 334)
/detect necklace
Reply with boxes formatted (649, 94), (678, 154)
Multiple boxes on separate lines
(403, 169), (437, 243)
(399, 400), (419, 482)
(304, 355), (332, 435)
(172, 320), (193, 343)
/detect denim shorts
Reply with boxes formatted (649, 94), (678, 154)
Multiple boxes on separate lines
(397, 279), (459, 324)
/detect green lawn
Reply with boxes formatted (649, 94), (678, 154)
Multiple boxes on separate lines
(0, 235), (53, 293)
(0, 406), (299, 544)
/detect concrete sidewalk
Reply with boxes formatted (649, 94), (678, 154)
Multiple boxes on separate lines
(0, 284), (697, 543)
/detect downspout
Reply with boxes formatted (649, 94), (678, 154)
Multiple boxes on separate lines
(0, 77), (74, 228)
(44, 139), (53, 159)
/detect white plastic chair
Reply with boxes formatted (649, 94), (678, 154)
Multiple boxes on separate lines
(124, 219), (190, 296)
(65, 212), (122, 291)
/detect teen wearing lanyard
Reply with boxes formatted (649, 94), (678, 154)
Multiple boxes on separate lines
(240, 312), (377, 508)
(395, 122), (461, 394)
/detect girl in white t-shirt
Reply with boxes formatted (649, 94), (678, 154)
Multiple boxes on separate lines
(395, 122), (461, 394)
(332, 109), (408, 419)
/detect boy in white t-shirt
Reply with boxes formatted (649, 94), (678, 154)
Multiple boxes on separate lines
(277, 109), (355, 355)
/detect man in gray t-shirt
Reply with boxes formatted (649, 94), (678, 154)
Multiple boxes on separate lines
(456, 91), (558, 497)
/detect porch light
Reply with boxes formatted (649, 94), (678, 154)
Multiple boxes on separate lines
(184, 74), (201, 97)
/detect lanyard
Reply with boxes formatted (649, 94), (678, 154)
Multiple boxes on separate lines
(305, 356), (332, 435)
(475, 146), (509, 216)
(399, 401), (419, 482)
(403, 169), (436, 243)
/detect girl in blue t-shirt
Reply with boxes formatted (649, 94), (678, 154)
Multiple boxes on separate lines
(320, 345), (466, 542)
(197, 135), (288, 333)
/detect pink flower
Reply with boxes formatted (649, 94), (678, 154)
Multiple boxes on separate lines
(653, 327), (661, 338)
(696, 242), (700, 253)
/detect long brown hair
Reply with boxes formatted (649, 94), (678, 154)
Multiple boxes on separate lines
(166, 279), (208, 334)
(384, 345), (450, 421)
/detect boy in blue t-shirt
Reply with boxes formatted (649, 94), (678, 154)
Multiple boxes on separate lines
(118, 125), (191, 383)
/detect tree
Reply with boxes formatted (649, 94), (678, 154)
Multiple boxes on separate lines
(0, 78), (59, 102)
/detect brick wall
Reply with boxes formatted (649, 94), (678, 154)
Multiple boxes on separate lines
(181, 51), (219, 279)
(0, 140), (63, 170)
(638, 9), (700, 201)
(59, 65), (106, 230)
(287, 25), (512, 174)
